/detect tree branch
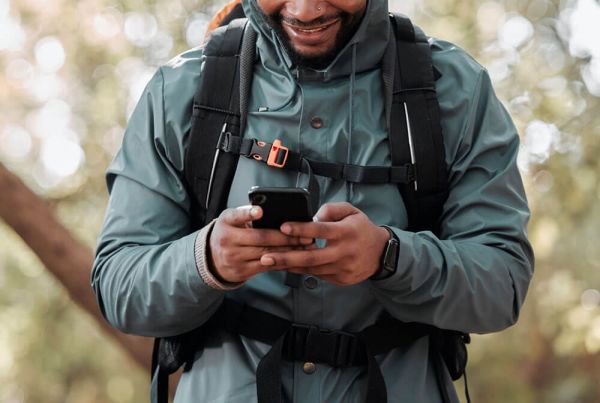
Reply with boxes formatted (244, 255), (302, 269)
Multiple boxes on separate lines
(0, 162), (153, 368)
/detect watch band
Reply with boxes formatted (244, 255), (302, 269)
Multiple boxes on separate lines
(370, 226), (399, 281)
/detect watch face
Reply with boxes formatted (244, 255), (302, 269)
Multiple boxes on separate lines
(383, 239), (399, 270)
(372, 238), (397, 280)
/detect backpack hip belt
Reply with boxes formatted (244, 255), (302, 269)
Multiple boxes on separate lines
(153, 298), (469, 403)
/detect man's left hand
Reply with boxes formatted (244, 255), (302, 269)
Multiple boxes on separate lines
(260, 202), (391, 286)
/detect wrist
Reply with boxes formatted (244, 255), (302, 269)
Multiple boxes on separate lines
(196, 221), (243, 291)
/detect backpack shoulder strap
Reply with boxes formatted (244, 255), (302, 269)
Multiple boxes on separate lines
(183, 17), (255, 229)
(153, 16), (255, 403)
(387, 16), (471, 401)
(388, 13), (449, 235)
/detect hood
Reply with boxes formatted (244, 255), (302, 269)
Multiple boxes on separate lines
(241, 0), (391, 82)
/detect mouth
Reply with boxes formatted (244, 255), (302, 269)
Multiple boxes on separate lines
(284, 18), (340, 34)
(281, 18), (341, 48)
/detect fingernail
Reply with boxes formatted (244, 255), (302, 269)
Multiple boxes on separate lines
(312, 215), (320, 222)
(250, 207), (260, 217)
(261, 256), (275, 266)
(281, 224), (291, 234)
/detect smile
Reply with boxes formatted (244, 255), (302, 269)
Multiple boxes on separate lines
(286, 19), (340, 33)
(281, 18), (341, 48)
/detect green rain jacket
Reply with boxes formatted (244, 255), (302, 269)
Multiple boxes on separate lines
(92, 0), (534, 402)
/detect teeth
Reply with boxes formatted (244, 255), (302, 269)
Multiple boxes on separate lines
(298, 26), (327, 33)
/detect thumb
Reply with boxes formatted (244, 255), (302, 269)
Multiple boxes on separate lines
(220, 205), (262, 227)
(314, 202), (357, 222)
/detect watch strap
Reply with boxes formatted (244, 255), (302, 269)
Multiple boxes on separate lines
(370, 226), (399, 281)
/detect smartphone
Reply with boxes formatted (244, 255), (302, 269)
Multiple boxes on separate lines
(248, 187), (313, 229)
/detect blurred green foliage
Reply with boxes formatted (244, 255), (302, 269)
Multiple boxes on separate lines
(1, 0), (600, 402)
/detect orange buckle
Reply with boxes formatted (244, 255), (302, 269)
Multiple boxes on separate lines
(267, 139), (288, 168)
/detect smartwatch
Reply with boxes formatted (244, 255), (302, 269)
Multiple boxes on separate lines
(370, 226), (399, 281)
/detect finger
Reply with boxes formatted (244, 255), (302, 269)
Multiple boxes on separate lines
(260, 247), (336, 268)
(314, 202), (358, 222)
(287, 264), (339, 276)
(234, 245), (310, 262)
(235, 228), (314, 247)
(220, 205), (262, 228)
(231, 260), (269, 282)
(279, 221), (339, 240)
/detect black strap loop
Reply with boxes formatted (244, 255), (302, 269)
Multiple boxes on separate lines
(256, 333), (287, 403)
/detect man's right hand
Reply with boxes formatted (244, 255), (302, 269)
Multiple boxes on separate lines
(208, 205), (314, 283)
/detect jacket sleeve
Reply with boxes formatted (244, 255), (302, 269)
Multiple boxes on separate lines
(369, 68), (534, 334)
(91, 66), (225, 338)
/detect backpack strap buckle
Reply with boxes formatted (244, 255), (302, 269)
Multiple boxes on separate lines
(244, 138), (291, 168)
(284, 323), (366, 368)
(267, 139), (288, 168)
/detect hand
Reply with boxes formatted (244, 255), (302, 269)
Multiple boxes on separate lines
(260, 202), (390, 286)
(208, 205), (313, 283)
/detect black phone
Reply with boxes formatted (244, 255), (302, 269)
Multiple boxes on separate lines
(248, 187), (313, 229)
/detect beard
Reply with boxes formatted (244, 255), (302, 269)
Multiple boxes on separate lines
(264, 9), (365, 70)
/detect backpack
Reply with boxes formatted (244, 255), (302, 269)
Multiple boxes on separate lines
(151, 5), (470, 403)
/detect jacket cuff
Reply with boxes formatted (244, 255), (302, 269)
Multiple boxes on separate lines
(194, 219), (244, 291)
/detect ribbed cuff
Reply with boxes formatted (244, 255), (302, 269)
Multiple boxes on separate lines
(194, 219), (244, 291)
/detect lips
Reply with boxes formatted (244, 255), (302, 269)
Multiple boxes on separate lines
(282, 18), (341, 47)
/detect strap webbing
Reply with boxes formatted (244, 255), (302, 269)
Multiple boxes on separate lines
(388, 13), (449, 234)
(207, 299), (436, 403)
(217, 134), (417, 185)
(183, 18), (251, 228)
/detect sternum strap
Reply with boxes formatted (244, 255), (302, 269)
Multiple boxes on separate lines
(218, 133), (417, 185)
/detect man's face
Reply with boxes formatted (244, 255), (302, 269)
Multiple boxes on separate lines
(257, 0), (367, 69)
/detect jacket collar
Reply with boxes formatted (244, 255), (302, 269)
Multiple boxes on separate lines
(242, 0), (390, 82)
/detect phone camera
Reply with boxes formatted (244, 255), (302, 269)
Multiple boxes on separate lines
(251, 194), (267, 205)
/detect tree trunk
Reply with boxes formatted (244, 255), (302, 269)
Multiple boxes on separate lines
(0, 162), (180, 394)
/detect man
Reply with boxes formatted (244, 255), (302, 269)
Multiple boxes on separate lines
(92, 0), (534, 402)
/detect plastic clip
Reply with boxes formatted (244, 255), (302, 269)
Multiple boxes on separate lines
(267, 139), (288, 168)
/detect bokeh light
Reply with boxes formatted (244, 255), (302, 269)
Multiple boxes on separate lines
(0, 124), (32, 160)
(581, 289), (600, 310)
(185, 12), (210, 47)
(124, 12), (158, 47)
(34, 37), (66, 74)
(498, 14), (534, 50)
(0, 0), (25, 51)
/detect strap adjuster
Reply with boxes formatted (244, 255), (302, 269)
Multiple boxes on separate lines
(284, 323), (365, 368)
(267, 139), (288, 168)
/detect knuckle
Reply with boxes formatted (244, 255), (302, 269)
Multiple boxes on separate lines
(253, 230), (268, 245)
(321, 204), (333, 215)
(305, 254), (317, 266)
(217, 233), (229, 247)
(220, 208), (234, 222)
(222, 249), (235, 262)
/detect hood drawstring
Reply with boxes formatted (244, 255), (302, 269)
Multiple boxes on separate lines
(346, 43), (358, 201)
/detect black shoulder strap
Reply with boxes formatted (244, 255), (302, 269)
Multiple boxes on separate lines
(152, 17), (253, 403)
(389, 13), (449, 235)
(183, 17), (254, 229)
